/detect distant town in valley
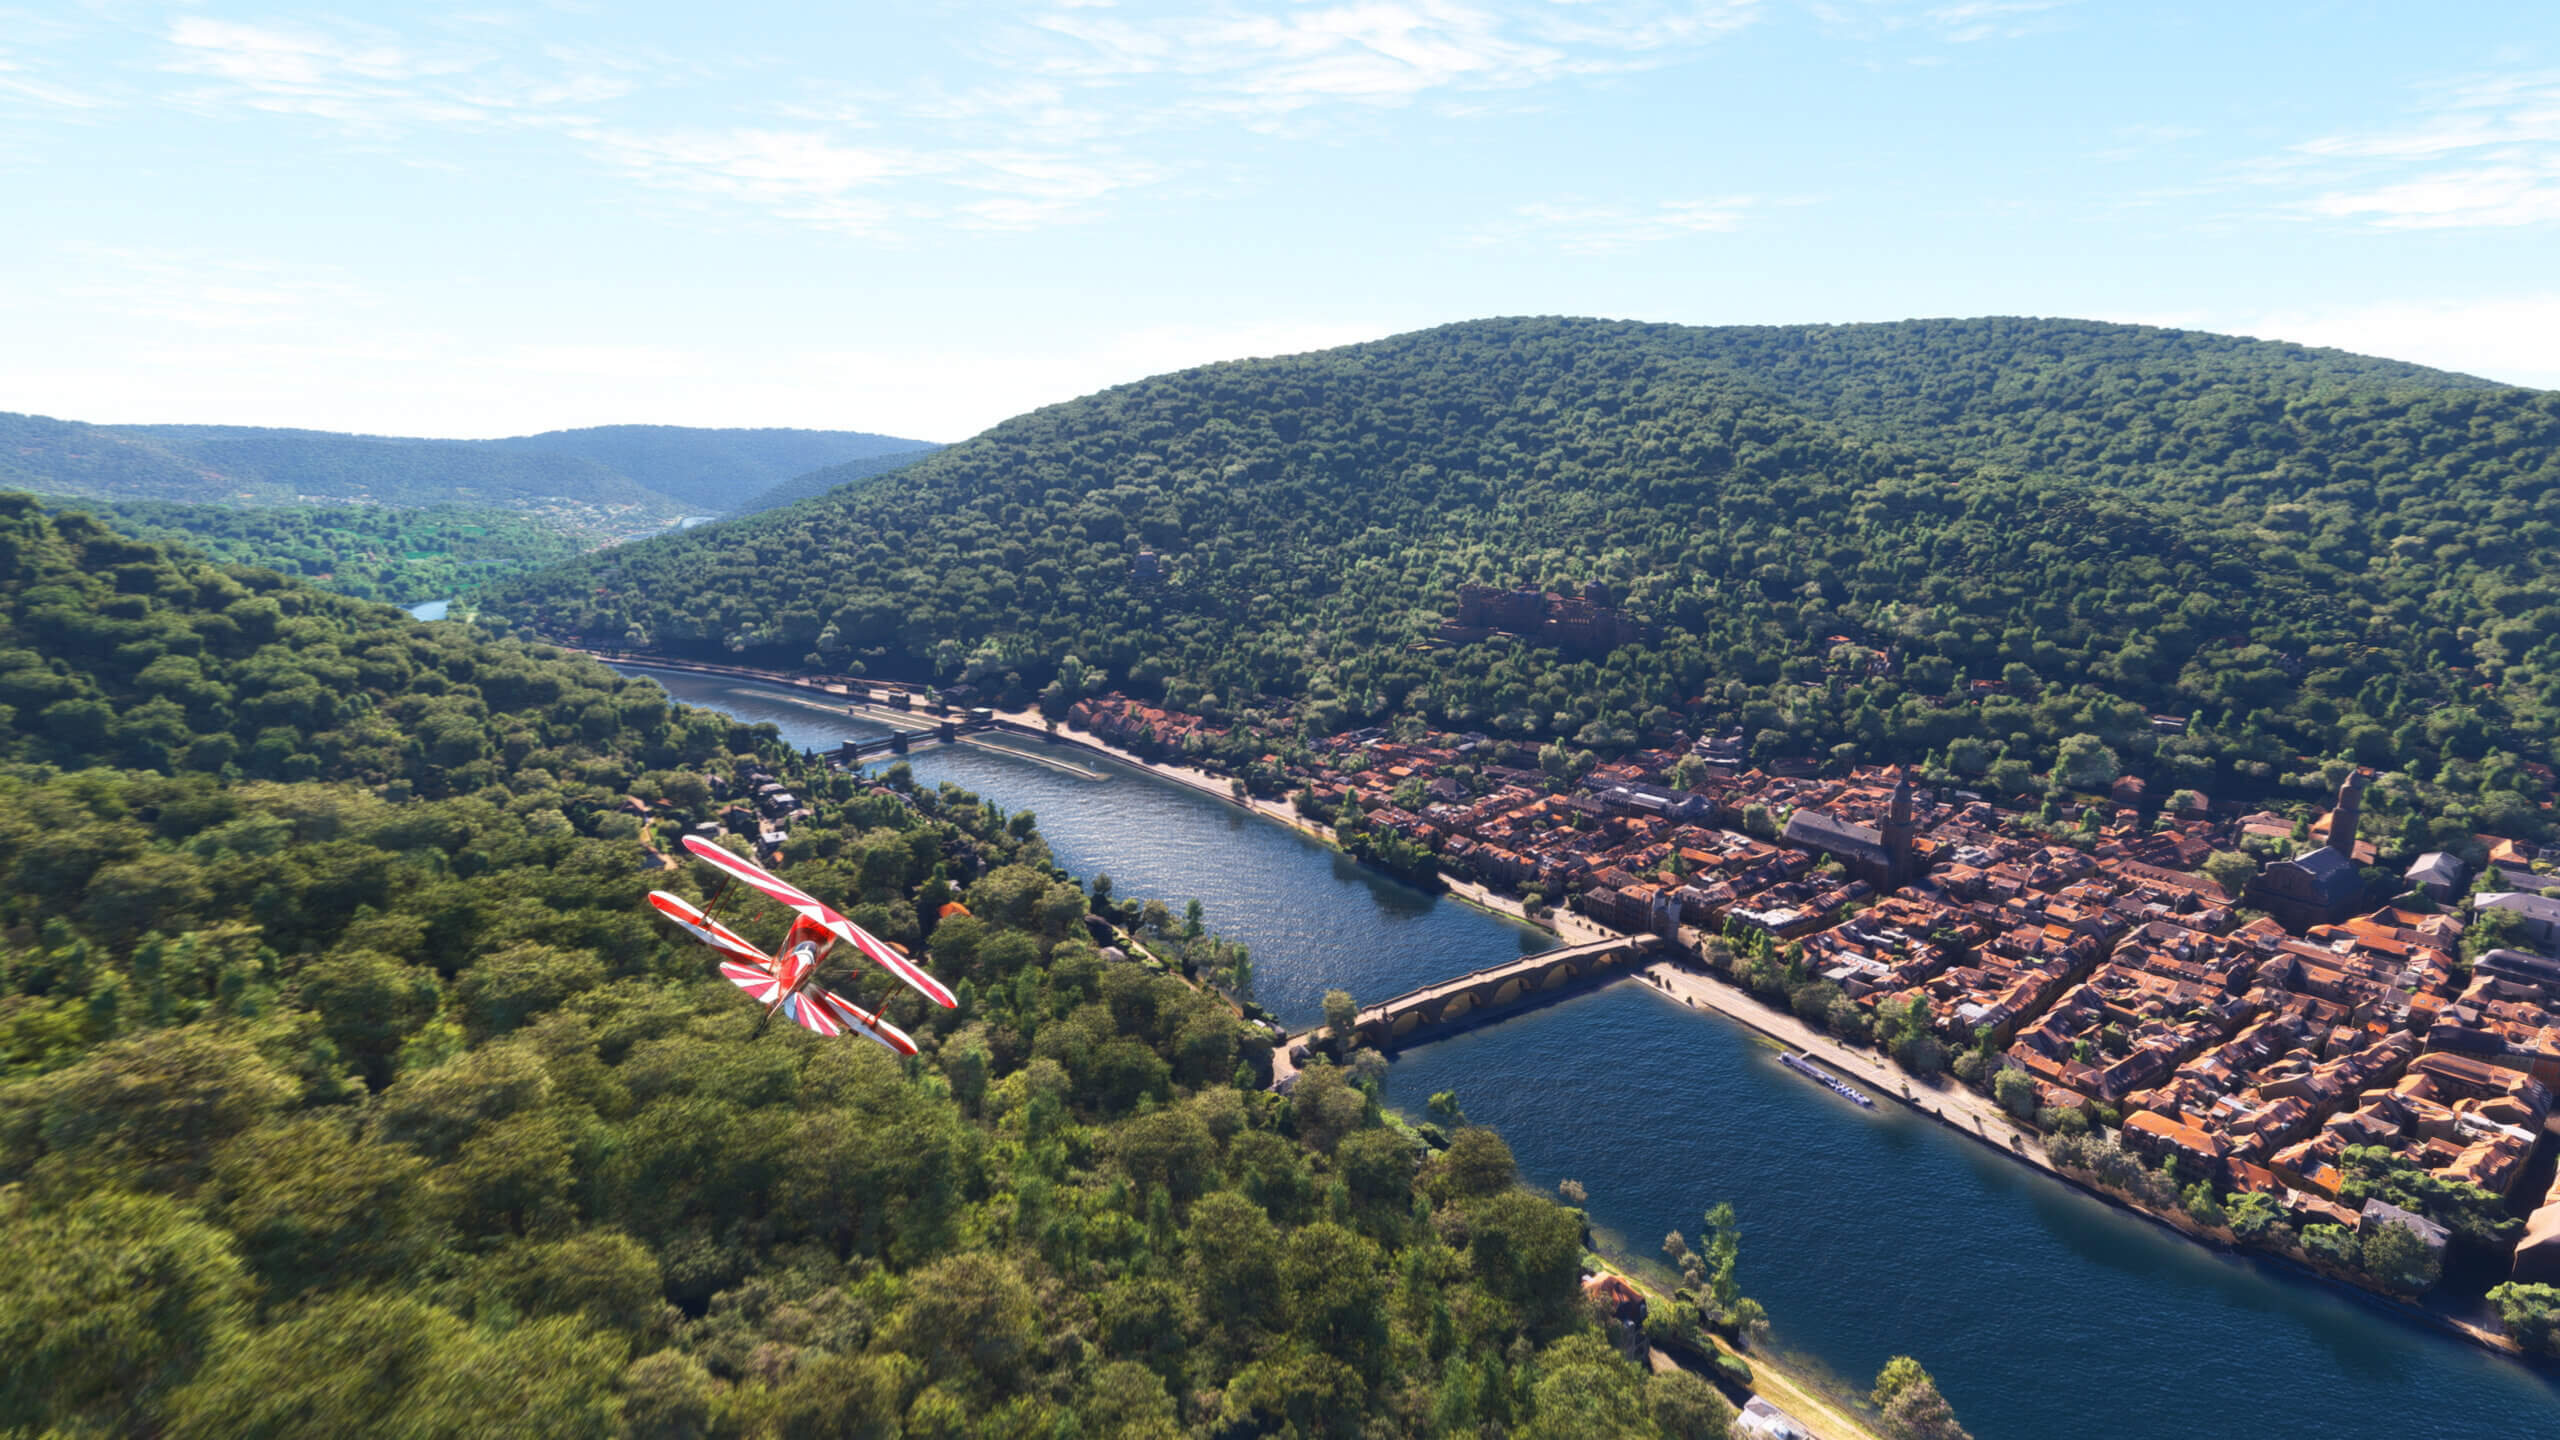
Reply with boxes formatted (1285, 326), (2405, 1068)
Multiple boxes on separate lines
(1038, 676), (2560, 1319)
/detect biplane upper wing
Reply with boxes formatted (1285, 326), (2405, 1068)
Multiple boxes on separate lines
(681, 835), (844, 927)
(648, 890), (771, 967)
(839, 923), (958, 1010)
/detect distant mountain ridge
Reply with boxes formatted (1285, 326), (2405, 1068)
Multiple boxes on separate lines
(0, 411), (939, 521)
(476, 424), (938, 513)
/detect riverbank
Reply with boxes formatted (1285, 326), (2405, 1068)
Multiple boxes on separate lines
(1637, 959), (2051, 1168)
(949, 693), (2548, 1364)
(986, 710), (1575, 938)
(1624, 947), (2536, 1364)
(1579, 1255), (1888, 1440)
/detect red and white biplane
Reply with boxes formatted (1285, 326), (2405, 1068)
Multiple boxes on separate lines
(647, 834), (955, 1055)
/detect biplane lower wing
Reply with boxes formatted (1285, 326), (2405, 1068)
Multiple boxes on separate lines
(718, 959), (784, 1004)
(811, 988), (919, 1056)
(649, 891), (770, 967)
(716, 962), (915, 1055)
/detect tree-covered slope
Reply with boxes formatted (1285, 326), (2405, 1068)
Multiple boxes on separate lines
(41, 496), (590, 606)
(480, 425), (940, 515)
(488, 317), (2560, 824)
(0, 412), (936, 520)
(0, 500), (1731, 1437)
(4, 415), (663, 512)
(736, 446), (941, 514)
(1645, 316), (2519, 502)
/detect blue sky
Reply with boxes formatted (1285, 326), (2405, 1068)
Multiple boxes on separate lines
(1, 3), (2554, 440)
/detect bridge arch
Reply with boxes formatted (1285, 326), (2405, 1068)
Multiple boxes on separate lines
(1311, 934), (1658, 1059)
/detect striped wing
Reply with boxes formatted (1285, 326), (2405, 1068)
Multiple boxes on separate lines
(719, 960), (784, 1004)
(649, 890), (771, 967)
(682, 834), (955, 1009)
(726, 966), (918, 1056)
(776, 989), (845, 1036)
(842, 924), (958, 1010)
(682, 835), (846, 930)
(811, 988), (920, 1056)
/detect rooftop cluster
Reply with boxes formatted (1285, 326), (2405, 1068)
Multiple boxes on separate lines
(1058, 692), (2560, 1312)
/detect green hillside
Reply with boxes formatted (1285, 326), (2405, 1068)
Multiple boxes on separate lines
(40, 497), (590, 606)
(480, 425), (940, 515)
(736, 446), (940, 514)
(0, 498), (1727, 1437)
(0, 412), (935, 523)
(488, 317), (2560, 829)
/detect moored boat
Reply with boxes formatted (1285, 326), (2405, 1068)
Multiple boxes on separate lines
(1780, 1050), (1876, 1108)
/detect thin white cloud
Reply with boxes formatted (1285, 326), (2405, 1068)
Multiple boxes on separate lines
(999, 0), (1763, 119)
(0, 49), (107, 110)
(1808, 0), (2073, 45)
(47, 247), (374, 331)
(1476, 193), (1797, 251)
(162, 18), (482, 132)
(134, 5), (1775, 240)
(579, 125), (1165, 234)
(159, 16), (639, 135)
(2305, 161), (2560, 230)
(1924, 0), (2068, 44)
(2269, 69), (2560, 230)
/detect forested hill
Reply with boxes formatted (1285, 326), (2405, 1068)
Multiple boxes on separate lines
(0, 497), (1755, 1437)
(35, 496), (591, 607)
(0, 411), (936, 521)
(737, 446), (940, 514)
(1637, 317), (2511, 500)
(488, 317), (2559, 826)
(478, 425), (941, 514)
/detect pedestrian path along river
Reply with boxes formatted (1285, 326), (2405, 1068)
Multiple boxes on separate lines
(629, 665), (2560, 1440)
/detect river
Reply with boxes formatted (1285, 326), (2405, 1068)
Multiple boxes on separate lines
(627, 664), (2560, 1440)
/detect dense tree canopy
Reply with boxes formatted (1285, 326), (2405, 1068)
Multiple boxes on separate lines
(489, 318), (2559, 833)
(0, 505), (1691, 1437)
(43, 498), (590, 606)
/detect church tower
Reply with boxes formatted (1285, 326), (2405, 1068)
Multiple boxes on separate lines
(1882, 768), (1917, 884)
(2328, 770), (2365, 861)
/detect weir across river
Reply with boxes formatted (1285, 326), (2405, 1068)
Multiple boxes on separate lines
(1312, 932), (1663, 1052)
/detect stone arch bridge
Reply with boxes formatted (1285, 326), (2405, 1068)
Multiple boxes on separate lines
(1328, 933), (1662, 1052)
